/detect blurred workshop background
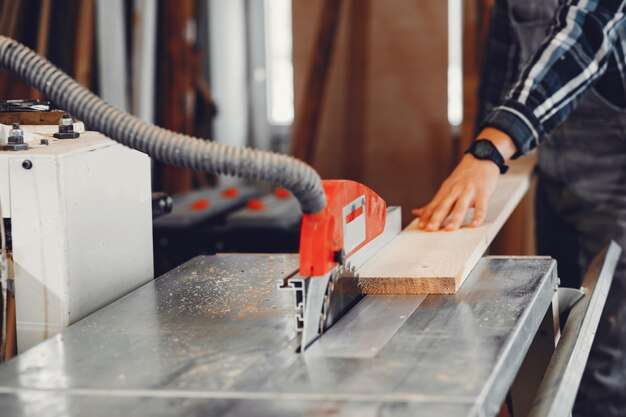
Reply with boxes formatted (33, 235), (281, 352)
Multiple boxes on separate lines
(0, 0), (533, 273)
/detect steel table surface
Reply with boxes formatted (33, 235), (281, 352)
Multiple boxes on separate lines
(0, 254), (558, 417)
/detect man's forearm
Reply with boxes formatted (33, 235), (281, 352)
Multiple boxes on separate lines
(476, 0), (520, 127)
(480, 0), (626, 157)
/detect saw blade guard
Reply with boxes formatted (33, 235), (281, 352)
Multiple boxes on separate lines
(299, 180), (386, 276)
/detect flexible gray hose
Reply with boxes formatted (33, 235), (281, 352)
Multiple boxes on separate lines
(0, 36), (326, 214)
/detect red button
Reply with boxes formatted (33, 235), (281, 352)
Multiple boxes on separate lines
(246, 199), (265, 211)
(274, 187), (291, 199)
(221, 187), (239, 199)
(190, 199), (211, 211)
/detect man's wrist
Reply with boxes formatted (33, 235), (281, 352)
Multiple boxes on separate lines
(465, 139), (509, 174)
(475, 127), (517, 161)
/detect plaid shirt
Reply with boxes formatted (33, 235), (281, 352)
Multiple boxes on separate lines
(478, 0), (626, 157)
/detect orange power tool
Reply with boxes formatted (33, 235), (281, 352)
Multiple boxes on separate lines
(296, 179), (399, 349)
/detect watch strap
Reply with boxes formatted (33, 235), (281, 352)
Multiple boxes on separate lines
(465, 139), (509, 174)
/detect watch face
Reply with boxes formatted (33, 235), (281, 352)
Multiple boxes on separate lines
(474, 140), (493, 158)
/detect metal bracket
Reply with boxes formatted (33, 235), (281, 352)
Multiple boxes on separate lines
(557, 287), (585, 315)
(278, 275), (307, 333)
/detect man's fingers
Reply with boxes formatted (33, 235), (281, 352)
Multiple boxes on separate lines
(418, 180), (463, 229)
(417, 205), (433, 229)
(444, 192), (474, 231)
(417, 190), (448, 229)
(417, 200), (440, 229)
(412, 208), (424, 217)
(470, 196), (487, 227)
(424, 191), (459, 231)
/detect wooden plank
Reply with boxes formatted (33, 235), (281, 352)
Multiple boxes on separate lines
(0, 111), (65, 125)
(358, 156), (535, 294)
(3, 291), (16, 361)
(293, 1), (451, 225)
(36, 0), (52, 57)
(490, 171), (537, 257)
(0, 0), (22, 98)
(342, 0), (370, 182)
(160, 0), (197, 193)
(291, 0), (342, 163)
(30, 0), (52, 99)
(74, 0), (95, 88)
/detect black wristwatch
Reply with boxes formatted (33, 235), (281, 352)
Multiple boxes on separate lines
(465, 139), (509, 174)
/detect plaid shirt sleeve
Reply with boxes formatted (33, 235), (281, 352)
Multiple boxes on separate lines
(479, 0), (626, 157)
(476, 0), (521, 128)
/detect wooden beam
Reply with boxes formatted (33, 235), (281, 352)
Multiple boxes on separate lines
(0, 0), (19, 38)
(36, 0), (52, 57)
(291, 0), (342, 163)
(160, 0), (198, 193)
(0, 0), (22, 98)
(3, 291), (16, 361)
(30, 0), (52, 99)
(74, 0), (95, 88)
(358, 156), (535, 294)
(342, 0), (370, 182)
(0, 111), (66, 125)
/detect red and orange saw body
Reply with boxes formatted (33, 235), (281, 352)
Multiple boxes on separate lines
(299, 180), (387, 277)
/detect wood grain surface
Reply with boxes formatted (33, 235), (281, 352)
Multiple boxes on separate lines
(358, 156), (535, 294)
(292, 1), (450, 226)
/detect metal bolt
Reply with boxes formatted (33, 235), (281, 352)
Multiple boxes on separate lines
(2, 123), (28, 151)
(59, 114), (73, 127)
(8, 123), (24, 144)
(22, 160), (32, 170)
(53, 114), (80, 139)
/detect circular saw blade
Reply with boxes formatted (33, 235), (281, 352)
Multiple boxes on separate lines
(319, 262), (363, 335)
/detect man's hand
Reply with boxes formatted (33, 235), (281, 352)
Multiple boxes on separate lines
(412, 154), (500, 231)
(413, 128), (516, 232)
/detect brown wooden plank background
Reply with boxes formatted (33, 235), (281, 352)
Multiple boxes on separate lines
(293, 0), (451, 226)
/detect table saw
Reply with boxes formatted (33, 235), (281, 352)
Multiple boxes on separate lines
(0, 240), (618, 417)
(0, 36), (621, 417)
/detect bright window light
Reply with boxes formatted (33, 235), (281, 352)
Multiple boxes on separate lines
(265, 0), (294, 126)
(447, 0), (463, 127)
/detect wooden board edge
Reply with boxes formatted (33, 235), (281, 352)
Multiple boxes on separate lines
(359, 276), (456, 295)
(454, 173), (532, 290)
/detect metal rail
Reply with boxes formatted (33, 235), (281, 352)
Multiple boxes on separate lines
(528, 241), (621, 417)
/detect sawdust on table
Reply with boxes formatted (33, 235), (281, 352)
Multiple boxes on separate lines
(158, 256), (293, 320)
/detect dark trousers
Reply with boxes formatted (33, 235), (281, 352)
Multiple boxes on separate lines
(536, 89), (626, 417)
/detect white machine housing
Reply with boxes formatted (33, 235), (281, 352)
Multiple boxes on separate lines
(0, 125), (153, 352)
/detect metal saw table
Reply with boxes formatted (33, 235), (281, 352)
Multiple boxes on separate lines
(0, 253), (604, 417)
